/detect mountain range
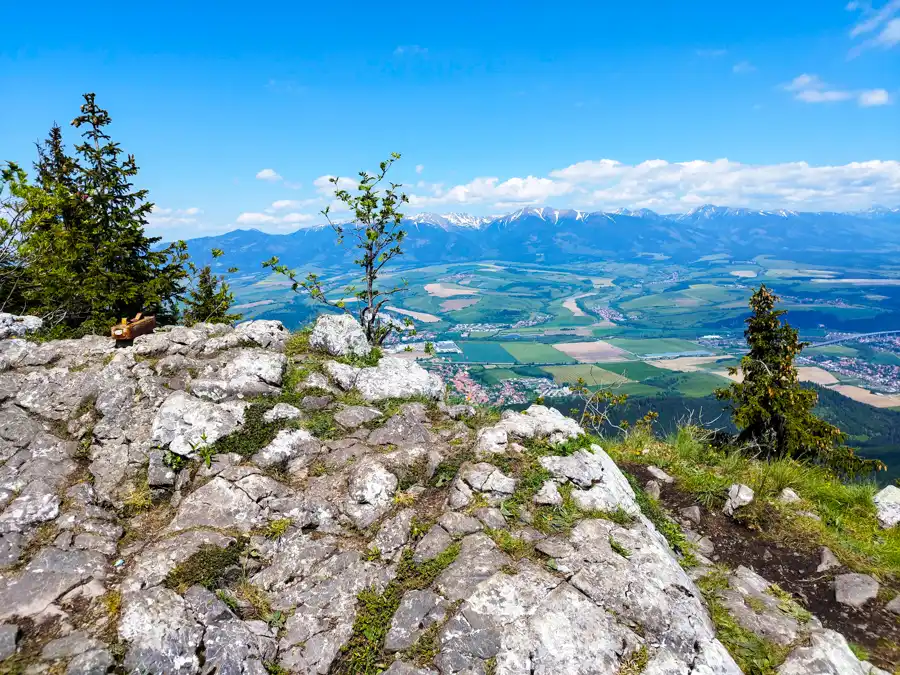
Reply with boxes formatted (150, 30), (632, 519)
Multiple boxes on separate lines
(175, 204), (900, 272)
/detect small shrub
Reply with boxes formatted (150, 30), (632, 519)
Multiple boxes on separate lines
(609, 536), (631, 559)
(616, 645), (649, 675)
(263, 518), (292, 540)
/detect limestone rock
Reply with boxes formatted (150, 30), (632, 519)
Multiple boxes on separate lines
(777, 629), (870, 675)
(0, 313), (42, 339)
(414, 525), (453, 563)
(333, 405), (382, 429)
(474, 426), (508, 457)
(540, 446), (640, 516)
(234, 319), (289, 351)
(252, 428), (320, 469)
(353, 357), (444, 402)
(778, 487), (802, 504)
(834, 573), (879, 608)
(533, 480), (563, 506)
(385, 589), (447, 652)
(167, 477), (262, 533)
(723, 483), (754, 516)
(817, 547), (841, 573)
(309, 314), (371, 357)
(0, 623), (18, 661)
(119, 586), (204, 675)
(151, 391), (245, 456)
(873, 484), (900, 529)
(262, 402), (302, 423)
(647, 465), (674, 483)
(496, 404), (582, 442)
(190, 348), (286, 402)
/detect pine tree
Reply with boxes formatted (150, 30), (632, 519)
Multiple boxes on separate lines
(183, 249), (241, 326)
(716, 285), (883, 475)
(11, 93), (189, 333)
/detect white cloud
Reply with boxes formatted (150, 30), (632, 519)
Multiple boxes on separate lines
(875, 17), (900, 45)
(408, 175), (573, 209)
(402, 158), (900, 214)
(415, 164), (424, 174)
(255, 168), (282, 182)
(313, 175), (358, 196)
(271, 198), (320, 210)
(782, 73), (888, 106)
(695, 48), (727, 57)
(148, 206), (203, 225)
(394, 45), (427, 56)
(732, 61), (756, 74)
(858, 88), (892, 105)
(783, 74), (852, 102)
(848, 0), (900, 55)
(235, 211), (317, 232)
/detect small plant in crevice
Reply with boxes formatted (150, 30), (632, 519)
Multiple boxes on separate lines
(332, 544), (461, 675)
(163, 541), (244, 593)
(616, 644), (649, 675)
(696, 569), (791, 675)
(163, 449), (188, 471)
(609, 536), (632, 559)
(263, 518), (292, 540)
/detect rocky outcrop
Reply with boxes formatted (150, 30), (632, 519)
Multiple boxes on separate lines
(0, 316), (889, 674)
(0, 313), (42, 340)
(309, 313), (371, 358)
(873, 484), (900, 529)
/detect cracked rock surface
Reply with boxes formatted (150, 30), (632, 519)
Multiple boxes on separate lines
(0, 315), (881, 674)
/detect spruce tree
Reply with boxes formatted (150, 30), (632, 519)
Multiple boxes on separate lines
(12, 93), (188, 333)
(716, 285), (883, 475)
(183, 249), (241, 326)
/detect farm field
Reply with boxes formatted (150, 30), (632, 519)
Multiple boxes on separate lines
(499, 342), (576, 364)
(543, 365), (630, 387)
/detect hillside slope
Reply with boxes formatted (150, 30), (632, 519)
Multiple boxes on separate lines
(0, 318), (896, 674)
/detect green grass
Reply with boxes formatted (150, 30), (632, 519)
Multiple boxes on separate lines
(164, 542), (243, 593)
(805, 344), (860, 357)
(608, 426), (900, 581)
(697, 568), (792, 674)
(500, 342), (577, 364)
(332, 545), (461, 674)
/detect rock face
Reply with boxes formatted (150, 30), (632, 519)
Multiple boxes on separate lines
(326, 356), (445, 402)
(309, 313), (371, 358)
(0, 315), (886, 675)
(873, 484), (900, 529)
(0, 314), (42, 339)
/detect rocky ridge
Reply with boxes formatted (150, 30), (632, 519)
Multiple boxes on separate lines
(0, 315), (891, 674)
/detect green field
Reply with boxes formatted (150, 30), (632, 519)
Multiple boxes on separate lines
(592, 361), (667, 380)
(806, 344), (860, 357)
(605, 337), (706, 356)
(543, 365), (629, 386)
(500, 342), (576, 364)
(452, 341), (516, 363)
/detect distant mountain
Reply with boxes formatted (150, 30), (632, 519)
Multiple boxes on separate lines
(176, 204), (900, 272)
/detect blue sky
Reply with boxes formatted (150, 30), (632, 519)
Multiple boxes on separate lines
(2, 0), (898, 238)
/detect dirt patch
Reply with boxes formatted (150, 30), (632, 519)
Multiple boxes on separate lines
(625, 463), (900, 670)
(424, 283), (479, 298)
(441, 298), (480, 311)
(796, 367), (839, 386)
(553, 340), (630, 363)
(828, 384), (900, 408)
(591, 277), (614, 288)
(652, 356), (729, 372)
(385, 306), (441, 323)
(562, 292), (596, 317)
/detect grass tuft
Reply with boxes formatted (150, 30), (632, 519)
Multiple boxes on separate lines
(332, 544), (461, 675)
(616, 645), (649, 675)
(163, 542), (243, 593)
(697, 569), (791, 675)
